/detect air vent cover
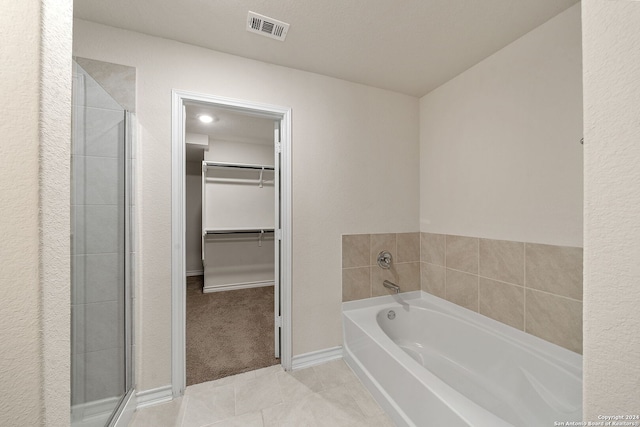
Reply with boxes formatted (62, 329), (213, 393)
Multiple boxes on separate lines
(246, 11), (290, 41)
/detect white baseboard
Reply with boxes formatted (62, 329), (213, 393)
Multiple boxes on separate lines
(203, 280), (273, 293)
(291, 346), (343, 370)
(136, 385), (173, 409)
(186, 270), (204, 277)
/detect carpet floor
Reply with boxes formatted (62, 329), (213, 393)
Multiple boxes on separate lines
(186, 276), (279, 386)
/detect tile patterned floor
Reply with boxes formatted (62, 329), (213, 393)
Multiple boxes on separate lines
(129, 359), (395, 427)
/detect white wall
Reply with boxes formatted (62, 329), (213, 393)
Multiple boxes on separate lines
(202, 139), (275, 290)
(0, 0), (72, 425)
(207, 140), (274, 165)
(186, 141), (274, 275)
(73, 20), (419, 391)
(419, 4), (583, 247)
(185, 161), (203, 274)
(583, 0), (640, 419)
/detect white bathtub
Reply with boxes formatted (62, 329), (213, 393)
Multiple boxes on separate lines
(343, 291), (582, 427)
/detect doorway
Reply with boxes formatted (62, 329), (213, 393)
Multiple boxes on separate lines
(171, 91), (292, 396)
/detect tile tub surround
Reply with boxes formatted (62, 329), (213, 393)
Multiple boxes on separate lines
(420, 233), (583, 354)
(129, 361), (394, 427)
(342, 232), (583, 354)
(342, 233), (420, 301)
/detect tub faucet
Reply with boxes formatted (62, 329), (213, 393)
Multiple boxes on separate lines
(383, 280), (400, 294)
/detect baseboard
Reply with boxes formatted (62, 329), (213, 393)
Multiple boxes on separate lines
(291, 346), (343, 370)
(186, 270), (204, 277)
(203, 280), (274, 293)
(136, 385), (173, 409)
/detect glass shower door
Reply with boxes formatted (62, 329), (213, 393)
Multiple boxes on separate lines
(71, 61), (133, 427)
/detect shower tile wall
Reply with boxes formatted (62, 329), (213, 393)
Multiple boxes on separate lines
(71, 60), (133, 407)
(342, 233), (583, 354)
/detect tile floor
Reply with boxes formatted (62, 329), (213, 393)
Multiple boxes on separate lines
(129, 359), (395, 427)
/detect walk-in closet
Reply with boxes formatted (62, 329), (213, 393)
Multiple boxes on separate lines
(184, 103), (280, 385)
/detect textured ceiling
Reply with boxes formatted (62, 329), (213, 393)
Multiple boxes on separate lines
(74, 0), (579, 97)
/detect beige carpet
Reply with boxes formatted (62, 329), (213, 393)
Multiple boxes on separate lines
(186, 276), (279, 386)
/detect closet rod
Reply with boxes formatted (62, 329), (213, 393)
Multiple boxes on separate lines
(204, 228), (275, 235)
(203, 161), (275, 171)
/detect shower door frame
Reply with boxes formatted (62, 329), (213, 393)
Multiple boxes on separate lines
(70, 63), (136, 427)
(170, 90), (293, 397)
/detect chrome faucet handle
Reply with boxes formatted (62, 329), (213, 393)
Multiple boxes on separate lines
(377, 251), (392, 269)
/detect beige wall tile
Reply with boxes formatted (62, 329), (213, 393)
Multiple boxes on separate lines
(396, 262), (420, 292)
(446, 235), (478, 274)
(421, 262), (446, 299)
(370, 233), (396, 266)
(371, 265), (399, 297)
(479, 278), (524, 330)
(525, 289), (582, 354)
(525, 243), (583, 300)
(397, 232), (420, 262)
(371, 262), (418, 296)
(342, 234), (370, 268)
(479, 238), (524, 285)
(420, 232), (445, 265)
(342, 267), (371, 302)
(445, 268), (478, 312)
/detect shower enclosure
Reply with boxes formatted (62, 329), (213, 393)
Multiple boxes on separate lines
(70, 60), (135, 426)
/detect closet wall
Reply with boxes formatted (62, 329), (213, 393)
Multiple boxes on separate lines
(185, 107), (276, 293)
(185, 161), (203, 275)
(202, 139), (275, 292)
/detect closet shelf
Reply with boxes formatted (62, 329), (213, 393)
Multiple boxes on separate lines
(203, 161), (274, 171)
(204, 228), (275, 235)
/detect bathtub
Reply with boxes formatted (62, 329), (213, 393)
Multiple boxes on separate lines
(343, 291), (582, 427)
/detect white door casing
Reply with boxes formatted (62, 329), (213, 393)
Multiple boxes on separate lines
(274, 121), (281, 359)
(171, 90), (292, 397)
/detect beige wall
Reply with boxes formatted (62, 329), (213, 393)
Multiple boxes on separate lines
(0, 0), (71, 426)
(583, 0), (640, 419)
(40, 0), (72, 423)
(419, 4), (583, 247)
(0, 1), (44, 424)
(73, 20), (420, 391)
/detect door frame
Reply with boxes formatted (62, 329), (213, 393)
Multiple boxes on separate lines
(171, 90), (293, 397)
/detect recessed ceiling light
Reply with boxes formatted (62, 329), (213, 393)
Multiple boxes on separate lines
(198, 114), (214, 124)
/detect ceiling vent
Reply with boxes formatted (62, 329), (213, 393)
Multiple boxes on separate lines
(246, 11), (290, 42)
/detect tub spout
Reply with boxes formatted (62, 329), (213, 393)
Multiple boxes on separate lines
(383, 280), (400, 294)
